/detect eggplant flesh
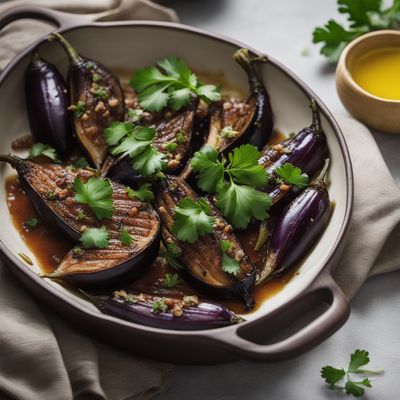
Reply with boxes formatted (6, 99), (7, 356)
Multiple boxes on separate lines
(84, 290), (243, 330)
(50, 33), (125, 169)
(0, 155), (160, 287)
(25, 53), (71, 156)
(155, 175), (256, 310)
(256, 160), (331, 286)
(259, 100), (328, 205)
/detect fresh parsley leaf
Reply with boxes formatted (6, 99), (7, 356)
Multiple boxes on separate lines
(171, 197), (215, 243)
(321, 349), (383, 397)
(220, 240), (240, 276)
(165, 242), (183, 270)
(176, 130), (187, 144)
(275, 163), (309, 188)
(312, 0), (400, 63)
(191, 145), (225, 193)
(130, 56), (221, 112)
(132, 146), (166, 177)
(74, 157), (89, 169)
(29, 143), (60, 163)
(104, 122), (132, 146)
(227, 144), (268, 187)
(126, 183), (154, 202)
(216, 181), (271, 230)
(80, 226), (109, 249)
(120, 227), (133, 246)
(220, 126), (239, 139)
(24, 217), (39, 229)
(74, 177), (114, 220)
(111, 126), (155, 158)
(163, 272), (184, 288)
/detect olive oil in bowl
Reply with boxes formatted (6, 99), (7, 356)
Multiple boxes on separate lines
(350, 47), (400, 100)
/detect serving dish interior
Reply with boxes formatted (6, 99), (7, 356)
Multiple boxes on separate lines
(0, 24), (350, 328)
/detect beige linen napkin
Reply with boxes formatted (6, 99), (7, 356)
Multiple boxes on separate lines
(0, 2), (176, 400)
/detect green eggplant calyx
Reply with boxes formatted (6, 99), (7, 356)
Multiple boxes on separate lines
(309, 98), (322, 133)
(48, 32), (83, 65)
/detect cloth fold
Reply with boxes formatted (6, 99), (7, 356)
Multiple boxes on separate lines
(0, 1), (400, 400)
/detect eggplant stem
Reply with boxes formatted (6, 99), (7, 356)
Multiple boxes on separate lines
(0, 154), (20, 168)
(49, 32), (82, 65)
(309, 98), (321, 133)
(78, 289), (108, 309)
(254, 221), (269, 251)
(233, 48), (266, 91)
(313, 158), (330, 185)
(237, 286), (255, 311)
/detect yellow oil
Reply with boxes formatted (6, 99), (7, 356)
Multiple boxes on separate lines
(351, 47), (400, 100)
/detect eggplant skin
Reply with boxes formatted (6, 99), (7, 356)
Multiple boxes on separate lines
(155, 175), (256, 310)
(87, 290), (243, 331)
(25, 54), (71, 156)
(256, 169), (331, 286)
(0, 155), (161, 288)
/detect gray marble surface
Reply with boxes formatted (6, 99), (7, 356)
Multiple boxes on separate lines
(158, 1), (400, 399)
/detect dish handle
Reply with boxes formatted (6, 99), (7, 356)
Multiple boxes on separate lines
(211, 273), (350, 360)
(0, 5), (115, 31)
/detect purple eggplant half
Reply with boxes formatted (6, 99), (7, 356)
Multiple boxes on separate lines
(256, 159), (331, 286)
(82, 290), (243, 330)
(155, 175), (256, 310)
(25, 52), (71, 156)
(50, 33), (125, 169)
(259, 99), (328, 205)
(0, 154), (160, 287)
(103, 97), (198, 186)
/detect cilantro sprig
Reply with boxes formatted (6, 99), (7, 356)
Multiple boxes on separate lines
(80, 226), (110, 249)
(313, 0), (400, 63)
(163, 272), (184, 289)
(171, 197), (215, 243)
(74, 176), (115, 220)
(130, 56), (221, 112)
(104, 122), (166, 177)
(275, 163), (309, 188)
(321, 349), (383, 397)
(220, 240), (240, 276)
(29, 143), (60, 163)
(126, 183), (154, 202)
(191, 144), (271, 229)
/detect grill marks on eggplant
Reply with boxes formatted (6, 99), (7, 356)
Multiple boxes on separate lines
(155, 175), (255, 288)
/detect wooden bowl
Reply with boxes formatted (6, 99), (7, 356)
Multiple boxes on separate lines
(336, 30), (400, 134)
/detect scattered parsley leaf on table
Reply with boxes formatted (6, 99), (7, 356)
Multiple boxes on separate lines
(275, 163), (309, 188)
(29, 143), (60, 163)
(321, 349), (383, 397)
(220, 240), (240, 276)
(163, 272), (184, 289)
(80, 226), (109, 249)
(171, 197), (215, 243)
(126, 183), (154, 202)
(74, 177), (114, 220)
(130, 55), (221, 112)
(313, 0), (400, 63)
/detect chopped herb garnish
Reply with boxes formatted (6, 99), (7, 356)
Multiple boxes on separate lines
(24, 217), (39, 230)
(275, 163), (309, 188)
(72, 247), (84, 258)
(74, 157), (89, 169)
(73, 100), (86, 118)
(152, 298), (168, 314)
(176, 130), (187, 144)
(126, 183), (154, 202)
(164, 142), (178, 152)
(165, 242), (183, 270)
(127, 108), (144, 123)
(120, 227), (133, 246)
(85, 61), (94, 70)
(220, 240), (241, 276)
(80, 226), (110, 249)
(171, 197), (215, 243)
(130, 55), (221, 112)
(220, 125), (239, 139)
(47, 192), (58, 201)
(29, 143), (60, 163)
(321, 349), (383, 397)
(74, 176), (114, 220)
(191, 144), (271, 229)
(163, 272), (184, 289)
(76, 211), (86, 221)
(94, 87), (108, 100)
(92, 73), (101, 82)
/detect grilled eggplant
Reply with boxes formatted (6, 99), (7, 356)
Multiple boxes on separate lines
(155, 175), (256, 310)
(256, 159), (331, 286)
(259, 99), (328, 205)
(50, 33), (125, 169)
(0, 154), (160, 287)
(25, 52), (71, 156)
(82, 290), (243, 330)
